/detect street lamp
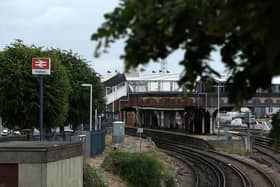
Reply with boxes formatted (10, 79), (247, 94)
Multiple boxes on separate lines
(213, 81), (223, 135)
(81, 83), (93, 131)
(106, 86), (115, 121)
(217, 82), (220, 135)
(245, 111), (252, 152)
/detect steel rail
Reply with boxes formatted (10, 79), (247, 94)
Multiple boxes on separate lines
(155, 140), (226, 187)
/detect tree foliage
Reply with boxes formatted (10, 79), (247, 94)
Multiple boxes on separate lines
(0, 41), (105, 131)
(0, 40), (70, 130)
(48, 49), (105, 129)
(92, 0), (280, 103)
(269, 113), (280, 150)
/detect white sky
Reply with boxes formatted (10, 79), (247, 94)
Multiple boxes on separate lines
(0, 0), (225, 74)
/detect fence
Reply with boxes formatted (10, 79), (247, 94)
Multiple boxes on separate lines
(30, 129), (107, 157)
(31, 131), (73, 141)
(0, 135), (28, 142)
(0, 129), (107, 157)
(90, 129), (106, 157)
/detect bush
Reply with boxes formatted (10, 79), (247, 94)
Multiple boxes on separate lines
(163, 173), (175, 187)
(269, 113), (280, 150)
(83, 162), (107, 187)
(102, 152), (169, 187)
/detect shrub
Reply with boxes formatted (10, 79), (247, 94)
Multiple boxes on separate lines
(83, 162), (107, 187)
(269, 113), (280, 150)
(163, 172), (175, 187)
(102, 152), (167, 187)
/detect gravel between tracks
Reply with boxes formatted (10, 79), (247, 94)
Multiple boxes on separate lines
(253, 145), (280, 172)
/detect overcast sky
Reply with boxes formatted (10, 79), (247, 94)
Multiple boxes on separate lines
(0, 0), (225, 74)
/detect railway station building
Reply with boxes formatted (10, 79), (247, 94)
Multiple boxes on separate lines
(102, 71), (280, 134)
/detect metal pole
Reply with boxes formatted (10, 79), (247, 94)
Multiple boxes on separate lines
(247, 112), (251, 152)
(217, 82), (220, 135)
(90, 85), (93, 131)
(205, 93), (208, 112)
(139, 132), (142, 152)
(204, 93), (207, 134)
(95, 108), (98, 131)
(98, 115), (102, 130)
(0, 117), (2, 135)
(119, 99), (123, 121)
(112, 86), (115, 121)
(40, 77), (44, 141)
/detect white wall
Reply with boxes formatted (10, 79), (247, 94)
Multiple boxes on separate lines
(105, 79), (182, 105)
(265, 107), (280, 114)
(106, 83), (127, 104)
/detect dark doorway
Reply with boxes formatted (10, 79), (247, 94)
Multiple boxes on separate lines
(0, 164), (18, 187)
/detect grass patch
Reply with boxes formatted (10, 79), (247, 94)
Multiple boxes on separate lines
(102, 151), (175, 187)
(83, 162), (107, 187)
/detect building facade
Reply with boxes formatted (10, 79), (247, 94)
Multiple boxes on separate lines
(102, 72), (280, 133)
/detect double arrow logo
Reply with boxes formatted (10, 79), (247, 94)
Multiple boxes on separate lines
(32, 58), (50, 69)
(32, 58), (51, 75)
(34, 59), (48, 68)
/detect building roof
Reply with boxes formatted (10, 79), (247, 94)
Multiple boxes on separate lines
(102, 72), (181, 87)
(126, 73), (180, 81)
(100, 73), (119, 83)
(101, 72), (280, 85)
(103, 73), (126, 87)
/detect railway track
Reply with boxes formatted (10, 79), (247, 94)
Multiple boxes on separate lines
(125, 127), (276, 187)
(125, 126), (214, 150)
(155, 138), (250, 187)
(232, 131), (280, 169)
(156, 139), (276, 187)
(209, 151), (276, 187)
(254, 136), (279, 153)
(208, 150), (276, 187)
(164, 151), (200, 187)
(231, 128), (279, 153)
(252, 136), (280, 173)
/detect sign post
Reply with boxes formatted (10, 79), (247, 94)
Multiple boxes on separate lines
(244, 112), (251, 152)
(137, 128), (143, 152)
(32, 58), (51, 141)
(39, 77), (43, 141)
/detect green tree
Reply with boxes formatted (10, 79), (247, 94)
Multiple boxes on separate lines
(269, 113), (280, 150)
(92, 0), (280, 104)
(48, 49), (105, 129)
(0, 40), (70, 131)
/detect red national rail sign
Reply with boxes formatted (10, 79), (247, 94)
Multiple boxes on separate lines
(32, 58), (51, 75)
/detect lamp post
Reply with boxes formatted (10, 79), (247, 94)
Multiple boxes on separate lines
(217, 82), (220, 135)
(213, 81), (223, 135)
(106, 86), (115, 121)
(81, 83), (93, 131)
(112, 87), (115, 120)
(245, 111), (252, 152)
(95, 107), (98, 131)
(195, 82), (208, 133)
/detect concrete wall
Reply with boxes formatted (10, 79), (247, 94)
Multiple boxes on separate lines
(46, 156), (83, 187)
(19, 156), (83, 187)
(72, 131), (91, 158)
(19, 163), (47, 187)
